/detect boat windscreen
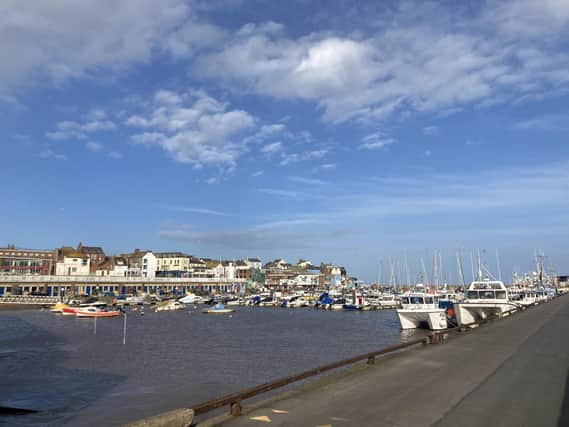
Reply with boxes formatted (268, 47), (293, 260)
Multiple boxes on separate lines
(466, 290), (479, 299)
(495, 291), (507, 299)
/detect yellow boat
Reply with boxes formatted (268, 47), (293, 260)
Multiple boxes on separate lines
(50, 302), (70, 313)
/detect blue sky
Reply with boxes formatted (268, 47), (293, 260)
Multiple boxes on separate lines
(1, 0), (568, 282)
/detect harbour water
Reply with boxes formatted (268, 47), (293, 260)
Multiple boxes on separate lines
(0, 306), (427, 426)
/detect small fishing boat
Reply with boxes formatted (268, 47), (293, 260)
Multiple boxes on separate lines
(62, 306), (81, 316)
(75, 307), (121, 318)
(203, 303), (235, 314)
(154, 301), (185, 312)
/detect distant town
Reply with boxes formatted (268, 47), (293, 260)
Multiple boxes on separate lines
(0, 243), (354, 292)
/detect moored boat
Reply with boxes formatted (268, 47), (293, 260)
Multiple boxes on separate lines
(75, 307), (121, 318)
(62, 306), (81, 316)
(154, 301), (185, 312)
(454, 280), (518, 327)
(203, 303), (235, 314)
(50, 302), (70, 313)
(396, 291), (448, 330)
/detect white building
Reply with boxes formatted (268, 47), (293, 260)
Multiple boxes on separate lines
(55, 247), (90, 276)
(212, 262), (236, 280)
(141, 252), (157, 279)
(245, 257), (262, 270)
(95, 257), (129, 277)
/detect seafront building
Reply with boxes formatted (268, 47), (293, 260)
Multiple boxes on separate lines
(0, 246), (56, 275)
(0, 243), (354, 297)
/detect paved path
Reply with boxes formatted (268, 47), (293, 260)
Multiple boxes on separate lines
(209, 296), (569, 427)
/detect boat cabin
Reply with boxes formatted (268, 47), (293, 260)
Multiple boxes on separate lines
(400, 292), (440, 309)
(465, 281), (508, 301)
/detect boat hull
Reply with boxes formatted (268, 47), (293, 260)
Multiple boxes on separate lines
(203, 308), (235, 314)
(396, 308), (448, 330)
(454, 302), (518, 327)
(75, 310), (121, 318)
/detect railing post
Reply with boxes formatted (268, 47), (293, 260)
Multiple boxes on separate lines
(230, 401), (242, 416)
(367, 356), (375, 365)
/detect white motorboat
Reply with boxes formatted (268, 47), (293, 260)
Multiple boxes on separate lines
(396, 292), (448, 330)
(125, 294), (146, 305)
(203, 303), (235, 314)
(378, 293), (399, 309)
(287, 295), (309, 308)
(154, 301), (185, 312)
(178, 293), (197, 304)
(454, 280), (519, 327)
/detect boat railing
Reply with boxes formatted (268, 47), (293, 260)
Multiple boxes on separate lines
(190, 335), (440, 418)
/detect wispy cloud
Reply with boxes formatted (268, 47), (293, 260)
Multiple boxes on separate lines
(86, 141), (103, 152)
(170, 207), (228, 216)
(513, 114), (569, 130)
(288, 176), (327, 185)
(257, 188), (303, 198)
(261, 141), (283, 154)
(47, 119), (116, 140)
(358, 133), (395, 150)
(159, 226), (311, 250)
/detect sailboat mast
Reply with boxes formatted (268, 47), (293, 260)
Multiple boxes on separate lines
(456, 248), (466, 287)
(496, 249), (503, 282)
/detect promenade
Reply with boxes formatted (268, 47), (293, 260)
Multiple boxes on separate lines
(206, 295), (569, 427)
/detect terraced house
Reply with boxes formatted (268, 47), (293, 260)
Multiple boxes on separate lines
(155, 252), (192, 277)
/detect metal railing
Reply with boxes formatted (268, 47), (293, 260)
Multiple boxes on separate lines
(191, 336), (432, 417)
(0, 275), (247, 284)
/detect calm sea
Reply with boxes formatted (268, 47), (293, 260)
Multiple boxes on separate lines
(0, 306), (426, 426)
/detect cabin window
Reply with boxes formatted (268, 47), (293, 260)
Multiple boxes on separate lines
(425, 297), (434, 304)
(495, 291), (506, 299)
(410, 297), (424, 304)
(402, 297), (410, 304)
(480, 291), (495, 299)
(467, 291), (479, 299)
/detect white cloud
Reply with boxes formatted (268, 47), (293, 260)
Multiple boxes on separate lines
(288, 176), (327, 185)
(108, 151), (123, 159)
(513, 113), (569, 130)
(257, 188), (303, 198)
(261, 141), (283, 154)
(128, 89), (255, 170)
(86, 141), (103, 152)
(195, 2), (569, 123)
(358, 133), (394, 150)
(47, 119), (116, 140)
(280, 149), (327, 165)
(0, 0), (222, 91)
(170, 206), (227, 216)
(252, 170), (264, 177)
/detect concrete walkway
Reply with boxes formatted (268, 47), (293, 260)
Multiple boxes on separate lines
(208, 295), (569, 427)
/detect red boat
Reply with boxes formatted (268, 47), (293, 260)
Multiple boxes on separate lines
(75, 307), (121, 318)
(62, 307), (80, 316)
